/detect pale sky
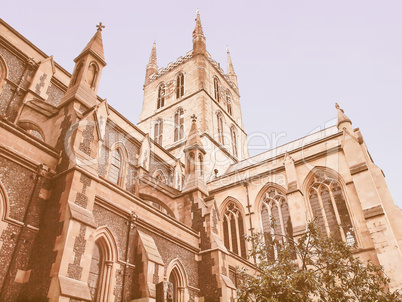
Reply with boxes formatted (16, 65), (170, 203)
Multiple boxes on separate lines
(3, 0), (402, 208)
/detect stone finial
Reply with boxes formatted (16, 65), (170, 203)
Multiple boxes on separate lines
(96, 22), (105, 32)
(335, 102), (352, 128)
(191, 114), (197, 122)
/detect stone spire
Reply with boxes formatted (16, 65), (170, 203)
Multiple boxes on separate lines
(62, 22), (107, 107)
(74, 22), (106, 66)
(226, 46), (238, 87)
(335, 103), (352, 129)
(192, 9), (206, 55)
(183, 115), (207, 195)
(145, 41), (158, 85)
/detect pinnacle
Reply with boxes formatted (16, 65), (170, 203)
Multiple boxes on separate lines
(75, 22), (106, 65)
(148, 40), (158, 67)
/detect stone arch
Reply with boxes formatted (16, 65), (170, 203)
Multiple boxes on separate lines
(107, 142), (129, 187)
(152, 169), (168, 185)
(165, 258), (189, 302)
(89, 226), (119, 301)
(0, 54), (8, 94)
(139, 193), (175, 218)
(18, 120), (46, 142)
(0, 181), (9, 221)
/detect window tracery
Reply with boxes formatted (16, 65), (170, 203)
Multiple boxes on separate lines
(308, 171), (356, 244)
(222, 201), (247, 258)
(260, 187), (293, 260)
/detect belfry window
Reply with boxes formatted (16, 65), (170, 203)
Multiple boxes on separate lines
(222, 201), (247, 258)
(214, 77), (220, 102)
(109, 149), (122, 185)
(174, 108), (184, 142)
(230, 126), (237, 157)
(260, 187), (293, 260)
(176, 73), (184, 98)
(217, 112), (224, 145)
(154, 119), (163, 145)
(308, 171), (356, 244)
(226, 90), (232, 115)
(157, 84), (165, 109)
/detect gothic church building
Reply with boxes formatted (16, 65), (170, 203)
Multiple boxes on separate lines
(0, 13), (401, 301)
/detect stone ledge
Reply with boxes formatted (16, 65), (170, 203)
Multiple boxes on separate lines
(350, 163), (368, 175)
(59, 275), (92, 301)
(363, 205), (385, 220)
(68, 202), (97, 228)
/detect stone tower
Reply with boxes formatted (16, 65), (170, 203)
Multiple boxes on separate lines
(137, 11), (249, 181)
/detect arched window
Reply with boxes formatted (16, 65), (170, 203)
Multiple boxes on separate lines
(89, 228), (118, 301)
(214, 77), (220, 102)
(222, 201), (247, 258)
(70, 61), (83, 87)
(109, 148), (122, 185)
(154, 119), (163, 145)
(166, 259), (188, 302)
(226, 90), (232, 115)
(187, 152), (195, 174)
(230, 126), (237, 157)
(217, 112), (224, 145)
(260, 187), (293, 260)
(87, 62), (99, 89)
(174, 108), (184, 142)
(308, 171), (356, 245)
(198, 154), (203, 176)
(157, 84), (165, 109)
(18, 121), (45, 142)
(176, 73), (184, 98)
(88, 242), (103, 301)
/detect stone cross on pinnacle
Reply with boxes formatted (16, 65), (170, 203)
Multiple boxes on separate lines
(191, 114), (197, 122)
(96, 22), (105, 31)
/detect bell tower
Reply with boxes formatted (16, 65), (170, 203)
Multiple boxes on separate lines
(137, 12), (249, 180)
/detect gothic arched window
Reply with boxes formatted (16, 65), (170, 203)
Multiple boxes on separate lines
(260, 187), (293, 260)
(109, 148), (122, 185)
(174, 108), (184, 142)
(214, 77), (220, 102)
(157, 84), (165, 109)
(89, 229), (118, 301)
(88, 242), (103, 301)
(230, 126), (237, 157)
(217, 111), (224, 145)
(154, 119), (163, 145)
(222, 201), (247, 258)
(87, 62), (99, 89)
(226, 90), (232, 115)
(308, 171), (356, 245)
(176, 73), (184, 98)
(198, 154), (203, 176)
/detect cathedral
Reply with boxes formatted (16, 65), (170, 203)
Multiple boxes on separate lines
(0, 12), (401, 301)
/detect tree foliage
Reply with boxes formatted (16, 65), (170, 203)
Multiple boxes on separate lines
(237, 221), (401, 302)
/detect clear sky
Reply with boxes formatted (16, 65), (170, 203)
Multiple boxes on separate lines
(3, 0), (402, 208)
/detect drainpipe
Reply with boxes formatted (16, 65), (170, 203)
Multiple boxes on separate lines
(121, 211), (137, 300)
